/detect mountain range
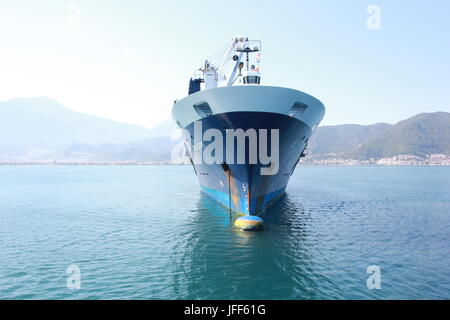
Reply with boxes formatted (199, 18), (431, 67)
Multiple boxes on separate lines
(0, 97), (448, 162)
(306, 112), (450, 160)
(0, 98), (177, 161)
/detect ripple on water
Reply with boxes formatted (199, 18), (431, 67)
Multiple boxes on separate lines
(0, 166), (449, 299)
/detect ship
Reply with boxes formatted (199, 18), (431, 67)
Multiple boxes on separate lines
(172, 37), (325, 218)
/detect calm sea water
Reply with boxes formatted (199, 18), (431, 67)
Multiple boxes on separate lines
(0, 165), (449, 300)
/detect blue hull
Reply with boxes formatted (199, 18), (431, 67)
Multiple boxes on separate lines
(184, 111), (311, 215)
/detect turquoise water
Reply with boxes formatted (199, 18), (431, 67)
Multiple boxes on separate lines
(0, 165), (449, 300)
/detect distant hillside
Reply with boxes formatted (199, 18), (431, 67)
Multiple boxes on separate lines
(56, 137), (176, 162)
(0, 97), (176, 159)
(147, 118), (178, 138)
(308, 123), (392, 155)
(343, 112), (450, 159)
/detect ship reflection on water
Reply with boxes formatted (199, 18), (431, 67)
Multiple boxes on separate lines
(170, 192), (326, 299)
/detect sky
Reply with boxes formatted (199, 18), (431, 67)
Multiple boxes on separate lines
(0, 0), (449, 128)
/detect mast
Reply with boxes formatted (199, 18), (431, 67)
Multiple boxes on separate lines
(191, 37), (261, 94)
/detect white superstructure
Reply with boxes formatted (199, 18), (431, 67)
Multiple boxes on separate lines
(175, 36), (325, 131)
(190, 37), (262, 93)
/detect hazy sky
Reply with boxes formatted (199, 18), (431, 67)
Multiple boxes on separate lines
(1, 0), (449, 128)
